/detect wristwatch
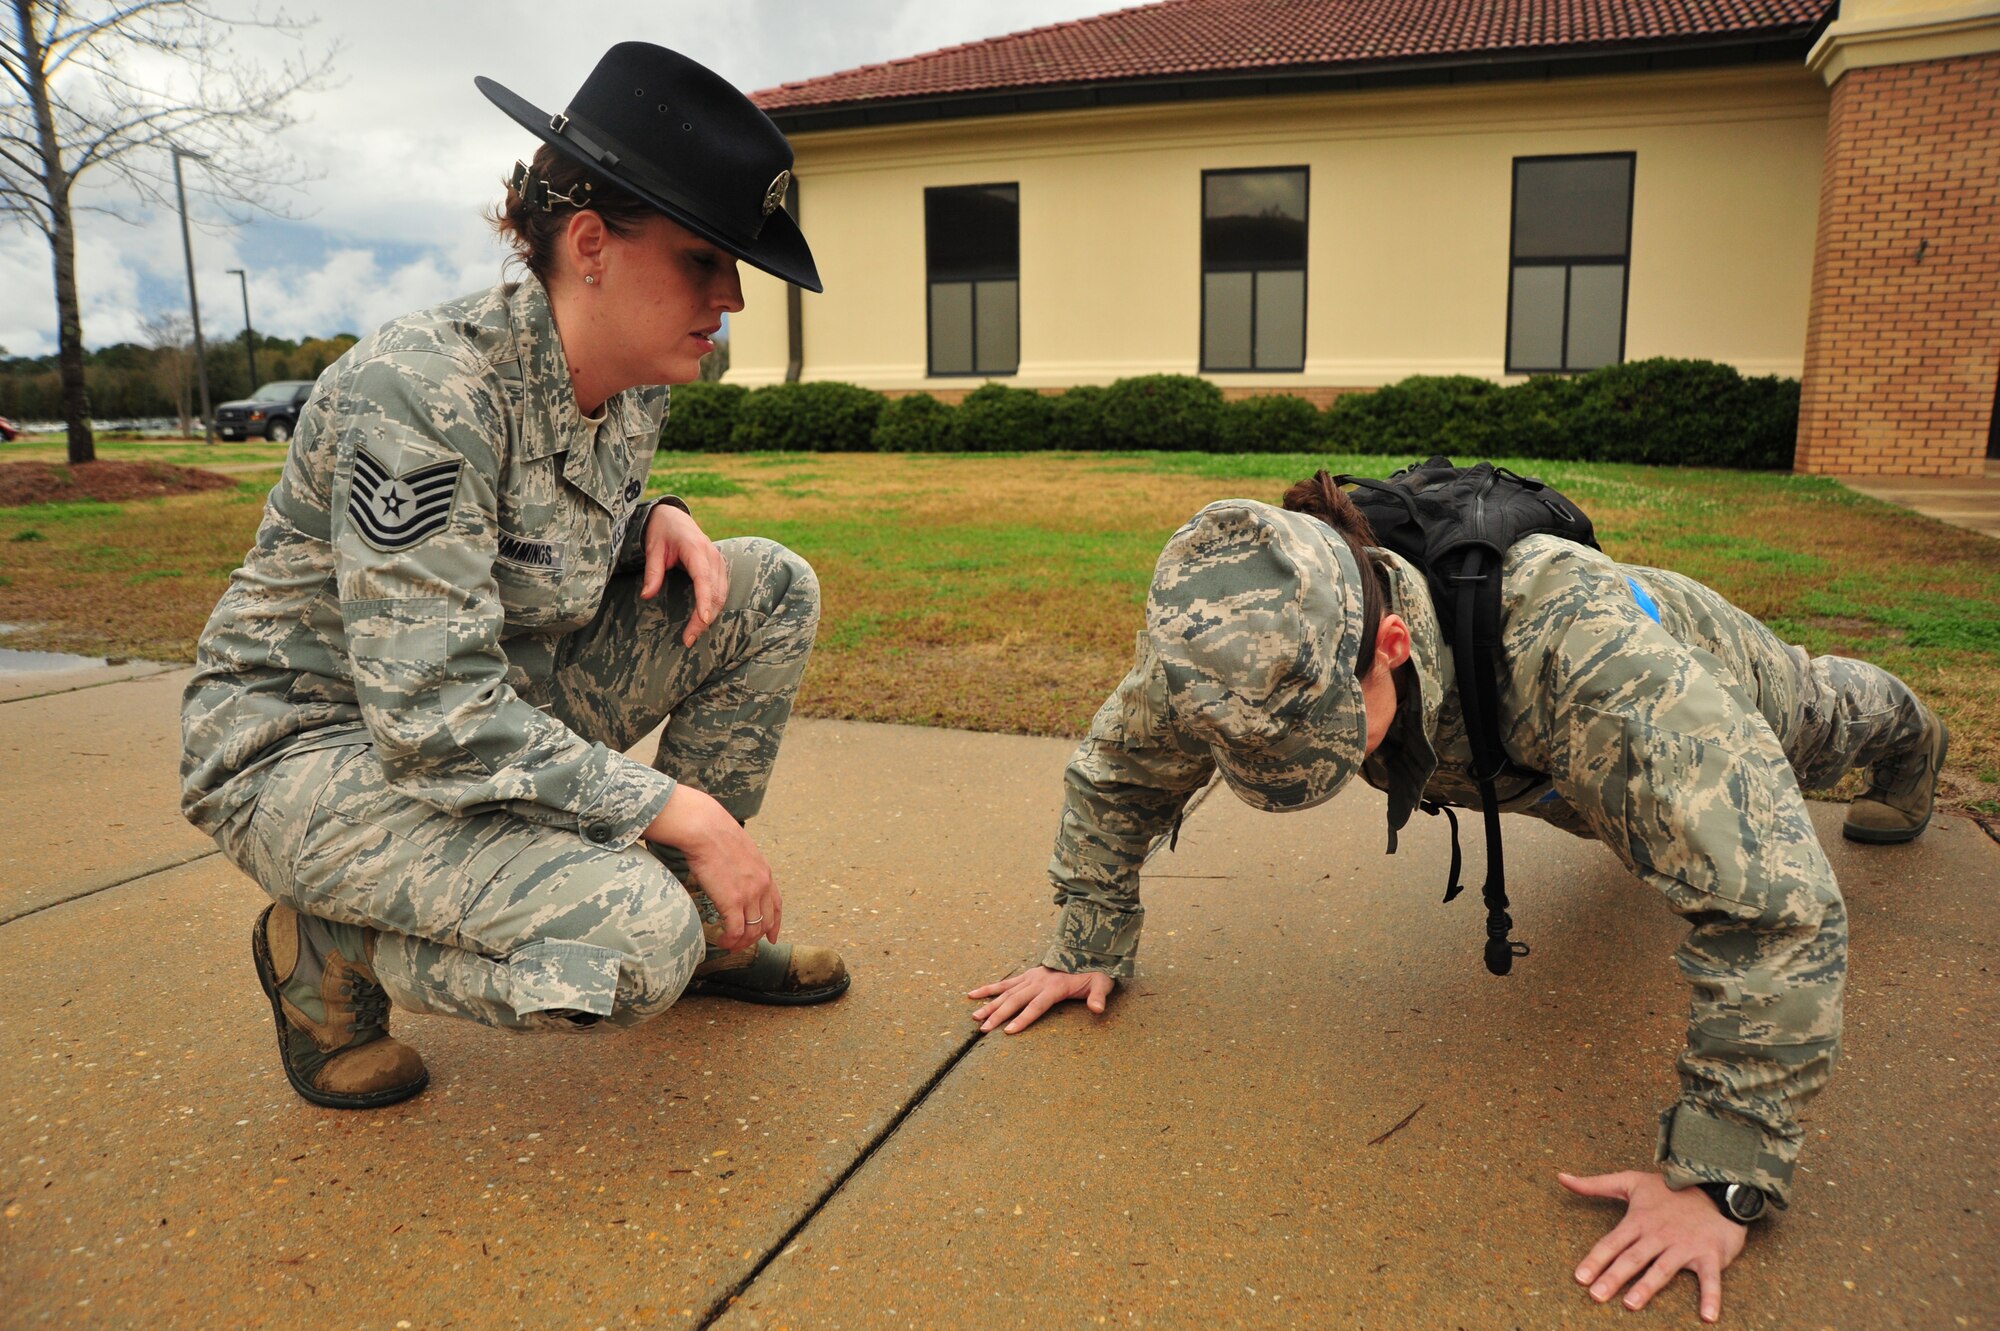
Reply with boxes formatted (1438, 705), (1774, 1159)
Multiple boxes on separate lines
(1696, 1181), (1768, 1224)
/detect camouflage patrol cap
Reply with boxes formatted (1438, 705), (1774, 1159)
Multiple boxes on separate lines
(1147, 500), (1369, 812)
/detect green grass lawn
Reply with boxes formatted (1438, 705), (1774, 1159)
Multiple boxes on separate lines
(3, 449), (1995, 812)
(0, 434), (292, 470)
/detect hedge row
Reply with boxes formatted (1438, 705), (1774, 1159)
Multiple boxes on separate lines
(660, 359), (1800, 469)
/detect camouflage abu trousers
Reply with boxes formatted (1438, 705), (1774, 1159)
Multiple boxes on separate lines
(217, 537), (818, 1031)
(1784, 651), (1934, 793)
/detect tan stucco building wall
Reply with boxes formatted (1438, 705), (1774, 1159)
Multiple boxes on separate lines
(731, 66), (1830, 394)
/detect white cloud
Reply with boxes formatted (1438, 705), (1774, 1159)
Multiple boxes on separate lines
(2, 0), (1117, 356)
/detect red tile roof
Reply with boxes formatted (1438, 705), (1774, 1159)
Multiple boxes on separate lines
(754, 0), (1833, 112)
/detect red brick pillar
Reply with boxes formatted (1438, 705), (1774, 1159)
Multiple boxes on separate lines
(1796, 52), (2000, 477)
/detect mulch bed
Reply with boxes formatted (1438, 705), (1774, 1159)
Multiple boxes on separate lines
(0, 460), (237, 507)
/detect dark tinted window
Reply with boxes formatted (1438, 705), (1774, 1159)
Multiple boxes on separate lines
(1202, 168), (1308, 372)
(1507, 154), (1633, 373)
(1513, 157), (1632, 259)
(1203, 170), (1308, 271)
(927, 184), (1020, 375)
(927, 186), (1020, 281)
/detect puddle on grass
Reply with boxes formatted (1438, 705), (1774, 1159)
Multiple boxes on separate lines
(0, 625), (126, 674)
(0, 646), (125, 673)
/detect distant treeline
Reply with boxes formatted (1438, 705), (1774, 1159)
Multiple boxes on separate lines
(0, 331), (359, 422)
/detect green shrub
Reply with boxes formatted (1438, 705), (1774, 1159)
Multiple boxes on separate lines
(1733, 374), (1802, 470)
(1215, 394), (1325, 454)
(1048, 385), (1109, 450)
(1487, 373), (1586, 460)
(729, 381), (884, 452)
(687, 361), (1794, 464)
(873, 392), (957, 452)
(1322, 375), (1502, 456)
(954, 382), (1053, 452)
(1099, 374), (1225, 451)
(660, 381), (746, 451)
(1314, 362), (1795, 467)
(1567, 359), (1797, 468)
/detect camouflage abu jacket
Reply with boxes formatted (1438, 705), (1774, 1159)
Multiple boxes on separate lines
(181, 277), (679, 850)
(1046, 533), (1846, 1203)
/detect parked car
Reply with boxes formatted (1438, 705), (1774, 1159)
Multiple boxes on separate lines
(214, 380), (314, 442)
(0, 415), (18, 441)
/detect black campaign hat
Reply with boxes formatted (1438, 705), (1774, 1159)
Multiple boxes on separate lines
(477, 42), (821, 292)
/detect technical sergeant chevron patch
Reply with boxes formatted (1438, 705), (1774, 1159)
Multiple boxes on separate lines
(348, 445), (462, 552)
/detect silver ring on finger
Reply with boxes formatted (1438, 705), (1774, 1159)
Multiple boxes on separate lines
(744, 915), (764, 925)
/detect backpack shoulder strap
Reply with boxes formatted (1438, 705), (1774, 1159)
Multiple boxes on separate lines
(1333, 459), (1599, 977)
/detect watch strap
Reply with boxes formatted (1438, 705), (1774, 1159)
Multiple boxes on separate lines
(1696, 1181), (1765, 1223)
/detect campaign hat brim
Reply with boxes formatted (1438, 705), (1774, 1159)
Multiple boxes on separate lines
(476, 74), (822, 293)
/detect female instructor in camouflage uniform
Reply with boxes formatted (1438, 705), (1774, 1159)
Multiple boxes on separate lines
(969, 475), (1946, 1323)
(181, 44), (846, 1114)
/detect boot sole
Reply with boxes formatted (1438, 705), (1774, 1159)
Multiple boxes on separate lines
(684, 972), (852, 1007)
(1842, 719), (1950, 845)
(1841, 821), (1929, 845)
(251, 905), (430, 1111)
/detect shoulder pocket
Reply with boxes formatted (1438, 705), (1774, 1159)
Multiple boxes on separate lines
(342, 595), (449, 713)
(1581, 706), (1776, 908)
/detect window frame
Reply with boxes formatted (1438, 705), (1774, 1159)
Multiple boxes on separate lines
(923, 182), (1022, 378)
(1504, 151), (1636, 375)
(1199, 165), (1310, 375)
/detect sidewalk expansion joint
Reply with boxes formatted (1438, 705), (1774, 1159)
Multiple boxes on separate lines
(0, 847), (221, 928)
(695, 1020), (986, 1328)
(0, 665), (181, 705)
(694, 774), (1221, 1327)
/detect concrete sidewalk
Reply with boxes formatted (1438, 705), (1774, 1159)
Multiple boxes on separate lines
(3, 667), (1995, 1328)
(1839, 466), (2000, 541)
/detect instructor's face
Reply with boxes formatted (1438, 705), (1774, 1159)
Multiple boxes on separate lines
(603, 214), (746, 385)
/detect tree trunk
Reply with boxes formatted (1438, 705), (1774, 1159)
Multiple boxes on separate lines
(51, 203), (93, 463)
(17, 0), (95, 464)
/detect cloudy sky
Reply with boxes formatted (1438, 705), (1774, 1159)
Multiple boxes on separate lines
(2, 0), (1120, 359)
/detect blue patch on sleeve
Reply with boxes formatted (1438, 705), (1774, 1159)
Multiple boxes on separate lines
(1627, 576), (1663, 625)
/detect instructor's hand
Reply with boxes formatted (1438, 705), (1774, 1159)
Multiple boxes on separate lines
(643, 785), (780, 950)
(640, 502), (729, 646)
(1561, 1170), (1748, 1324)
(967, 966), (1115, 1034)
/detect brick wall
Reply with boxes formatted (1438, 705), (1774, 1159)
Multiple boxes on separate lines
(1797, 51), (2000, 477)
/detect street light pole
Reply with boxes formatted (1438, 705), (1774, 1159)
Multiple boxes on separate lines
(172, 147), (214, 444)
(225, 267), (257, 389)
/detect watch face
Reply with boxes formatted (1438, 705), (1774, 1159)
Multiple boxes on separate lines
(1726, 1184), (1766, 1222)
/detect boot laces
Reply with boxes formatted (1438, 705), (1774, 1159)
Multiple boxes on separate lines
(342, 972), (391, 1039)
(1873, 727), (1940, 798)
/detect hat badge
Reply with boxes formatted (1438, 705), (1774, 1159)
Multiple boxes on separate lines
(761, 169), (791, 218)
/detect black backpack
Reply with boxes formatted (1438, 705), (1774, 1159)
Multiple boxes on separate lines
(1331, 457), (1602, 976)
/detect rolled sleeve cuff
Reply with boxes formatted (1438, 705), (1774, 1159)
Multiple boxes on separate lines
(1655, 1100), (1796, 1208)
(615, 494), (693, 571)
(577, 753), (677, 850)
(1043, 899), (1142, 979)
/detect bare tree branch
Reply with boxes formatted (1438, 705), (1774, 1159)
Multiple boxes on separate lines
(44, 0), (193, 74)
(1, 0), (334, 461)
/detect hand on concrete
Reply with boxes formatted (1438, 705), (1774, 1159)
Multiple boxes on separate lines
(644, 785), (781, 950)
(640, 502), (730, 646)
(1560, 1169), (1747, 1324)
(967, 966), (1115, 1034)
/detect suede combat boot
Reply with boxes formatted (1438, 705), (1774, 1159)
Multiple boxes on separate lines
(1843, 713), (1950, 845)
(683, 893), (850, 1006)
(251, 904), (429, 1109)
